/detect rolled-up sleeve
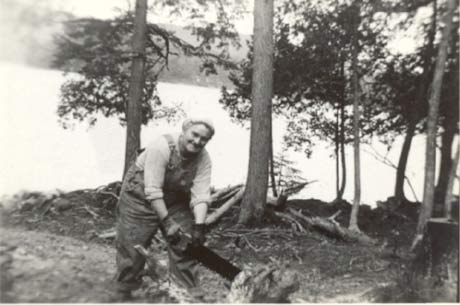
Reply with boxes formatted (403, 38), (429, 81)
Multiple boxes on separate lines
(143, 137), (170, 201)
(190, 151), (212, 208)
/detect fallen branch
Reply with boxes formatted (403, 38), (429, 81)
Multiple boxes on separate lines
(211, 185), (244, 207)
(273, 211), (307, 233)
(211, 184), (243, 202)
(77, 205), (100, 220)
(242, 236), (261, 252)
(97, 191), (119, 200)
(288, 208), (376, 245)
(205, 187), (245, 225)
(97, 228), (116, 239)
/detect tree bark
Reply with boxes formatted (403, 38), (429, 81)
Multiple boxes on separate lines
(433, 120), (456, 214)
(239, 0), (274, 224)
(445, 143), (459, 220)
(394, 118), (416, 201)
(123, 0), (148, 177)
(349, 3), (361, 232)
(416, 0), (456, 238)
(335, 104), (340, 198)
(395, 0), (437, 202)
(339, 97), (347, 200)
(269, 122), (278, 197)
(335, 58), (347, 202)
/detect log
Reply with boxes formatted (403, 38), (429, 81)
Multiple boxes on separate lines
(228, 264), (299, 303)
(205, 187), (245, 225)
(287, 208), (376, 245)
(210, 184), (243, 202)
(210, 185), (243, 207)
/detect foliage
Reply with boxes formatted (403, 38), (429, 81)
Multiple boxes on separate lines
(54, 15), (180, 128)
(272, 152), (308, 191)
(53, 1), (247, 129)
(220, 0), (393, 156)
(371, 0), (459, 141)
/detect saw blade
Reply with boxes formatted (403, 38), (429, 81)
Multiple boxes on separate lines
(184, 243), (241, 281)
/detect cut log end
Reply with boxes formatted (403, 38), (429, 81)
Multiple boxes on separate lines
(227, 265), (299, 303)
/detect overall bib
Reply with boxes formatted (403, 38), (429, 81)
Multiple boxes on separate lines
(114, 134), (200, 292)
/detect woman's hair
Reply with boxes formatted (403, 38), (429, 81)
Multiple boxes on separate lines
(182, 118), (215, 137)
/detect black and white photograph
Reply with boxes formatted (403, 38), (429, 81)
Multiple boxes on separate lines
(0, 0), (458, 303)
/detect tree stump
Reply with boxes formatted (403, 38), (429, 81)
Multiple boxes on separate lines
(412, 218), (459, 301)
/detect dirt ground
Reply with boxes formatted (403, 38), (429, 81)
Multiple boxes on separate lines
(0, 186), (457, 303)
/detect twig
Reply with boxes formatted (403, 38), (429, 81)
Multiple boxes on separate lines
(273, 211), (306, 233)
(98, 229), (116, 239)
(284, 180), (318, 196)
(328, 210), (341, 222)
(78, 206), (100, 220)
(97, 191), (119, 200)
(363, 145), (419, 202)
(242, 236), (261, 252)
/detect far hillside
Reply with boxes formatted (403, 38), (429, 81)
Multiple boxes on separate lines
(0, 1), (249, 88)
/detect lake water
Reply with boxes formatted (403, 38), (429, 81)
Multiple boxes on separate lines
(0, 62), (442, 206)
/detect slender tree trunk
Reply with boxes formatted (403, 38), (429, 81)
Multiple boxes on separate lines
(239, 0), (274, 224)
(349, 4), (361, 232)
(394, 118), (416, 201)
(433, 120), (456, 215)
(396, 0), (437, 203)
(269, 123), (278, 197)
(415, 0), (456, 238)
(339, 98), (347, 199)
(335, 104), (340, 198)
(123, 0), (148, 177)
(336, 58), (347, 201)
(445, 142), (459, 220)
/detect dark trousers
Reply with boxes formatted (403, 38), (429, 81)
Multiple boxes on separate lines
(114, 164), (198, 292)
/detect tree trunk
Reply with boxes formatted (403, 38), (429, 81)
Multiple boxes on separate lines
(335, 58), (346, 202)
(123, 0), (148, 177)
(339, 97), (347, 200)
(433, 121), (456, 215)
(349, 4), (361, 232)
(269, 122), (278, 197)
(415, 0), (456, 238)
(445, 143), (459, 220)
(335, 104), (340, 198)
(239, 0), (274, 224)
(394, 118), (416, 202)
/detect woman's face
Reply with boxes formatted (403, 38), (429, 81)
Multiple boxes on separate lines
(180, 124), (213, 156)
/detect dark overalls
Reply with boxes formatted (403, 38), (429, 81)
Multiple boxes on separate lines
(114, 134), (200, 292)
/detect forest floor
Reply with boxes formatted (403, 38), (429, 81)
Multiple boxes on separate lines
(0, 185), (458, 303)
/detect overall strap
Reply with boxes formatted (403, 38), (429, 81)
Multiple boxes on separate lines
(163, 134), (177, 166)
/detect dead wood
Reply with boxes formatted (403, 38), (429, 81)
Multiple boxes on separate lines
(210, 184), (243, 203)
(205, 187), (245, 225)
(283, 180), (317, 196)
(273, 211), (306, 233)
(287, 208), (376, 245)
(228, 264), (299, 303)
(97, 228), (116, 239)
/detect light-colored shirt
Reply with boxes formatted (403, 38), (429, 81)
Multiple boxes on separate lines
(135, 133), (212, 208)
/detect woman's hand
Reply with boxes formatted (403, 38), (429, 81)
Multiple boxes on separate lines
(191, 224), (206, 246)
(159, 215), (181, 244)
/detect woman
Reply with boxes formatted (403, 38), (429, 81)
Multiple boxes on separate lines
(114, 118), (214, 299)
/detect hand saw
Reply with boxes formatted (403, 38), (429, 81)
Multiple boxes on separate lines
(176, 231), (241, 281)
(135, 233), (241, 282)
